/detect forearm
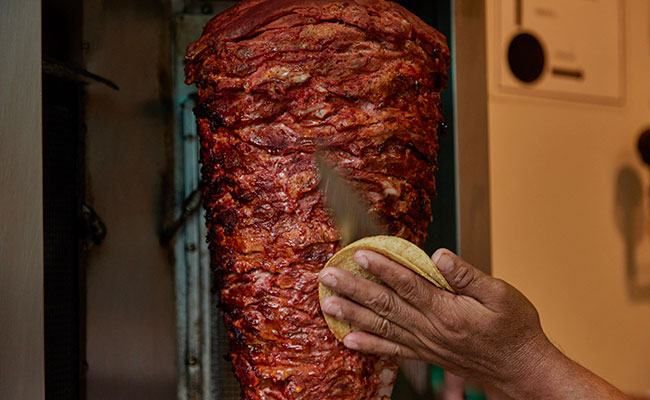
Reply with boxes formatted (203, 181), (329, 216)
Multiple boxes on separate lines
(499, 337), (628, 400)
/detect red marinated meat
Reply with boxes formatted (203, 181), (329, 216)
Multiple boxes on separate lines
(185, 0), (449, 398)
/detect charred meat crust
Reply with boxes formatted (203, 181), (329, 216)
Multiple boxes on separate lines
(185, 0), (449, 398)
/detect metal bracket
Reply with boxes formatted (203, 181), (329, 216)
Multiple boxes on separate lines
(43, 56), (119, 90)
(81, 202), (107, 250)
(160, 187), (202, 245)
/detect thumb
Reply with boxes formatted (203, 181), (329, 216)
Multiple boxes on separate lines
(432, 249), (497, 303)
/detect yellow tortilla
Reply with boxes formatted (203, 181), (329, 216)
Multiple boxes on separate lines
(319, 235), (454, 341)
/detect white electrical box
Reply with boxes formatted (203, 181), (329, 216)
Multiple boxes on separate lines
(495, 0), (624, 104)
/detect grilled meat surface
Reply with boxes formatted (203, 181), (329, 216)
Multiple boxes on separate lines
(185, 0), (449, 398)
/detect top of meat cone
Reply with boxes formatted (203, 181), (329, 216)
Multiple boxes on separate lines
(185, 0), (450, 84)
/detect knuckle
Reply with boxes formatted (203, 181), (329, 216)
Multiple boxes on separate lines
(374, 317), (393, 338)
(452, 263), (475, 290)
(367, 289), (396, 318)
(437, 311), (462, 333)
(385, 342), (401, 358)
(394, 277), (425, 304)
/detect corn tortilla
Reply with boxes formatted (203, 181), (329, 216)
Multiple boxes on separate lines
(319, 235), (454, 341)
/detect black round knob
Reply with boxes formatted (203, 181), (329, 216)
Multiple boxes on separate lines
(508, 32), (545, 84)
(638, 128), (650, 166)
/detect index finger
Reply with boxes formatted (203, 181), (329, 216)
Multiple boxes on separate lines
(354, 249), (454, 311)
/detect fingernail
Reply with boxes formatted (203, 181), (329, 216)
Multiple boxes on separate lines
(343, 336), (359, 350)
(319, 272), (337, 288)
(321, 298), (342, 318)
(436, 255), (454, 273)
(354, 251), (369, 269)
(432, 251), (443, 264)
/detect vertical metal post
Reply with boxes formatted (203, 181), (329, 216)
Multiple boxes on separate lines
(181, 95), (205, 398)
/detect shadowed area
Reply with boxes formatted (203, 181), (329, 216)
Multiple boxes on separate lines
(615, 166), (650, 302)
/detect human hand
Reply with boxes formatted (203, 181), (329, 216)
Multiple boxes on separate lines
(319, 249), (630, 399)
(318, 249), (552, 389)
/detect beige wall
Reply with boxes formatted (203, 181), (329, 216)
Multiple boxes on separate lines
(486, 0), (650, 394)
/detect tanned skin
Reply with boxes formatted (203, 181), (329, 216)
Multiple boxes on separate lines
(318, 249), (629, 400)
